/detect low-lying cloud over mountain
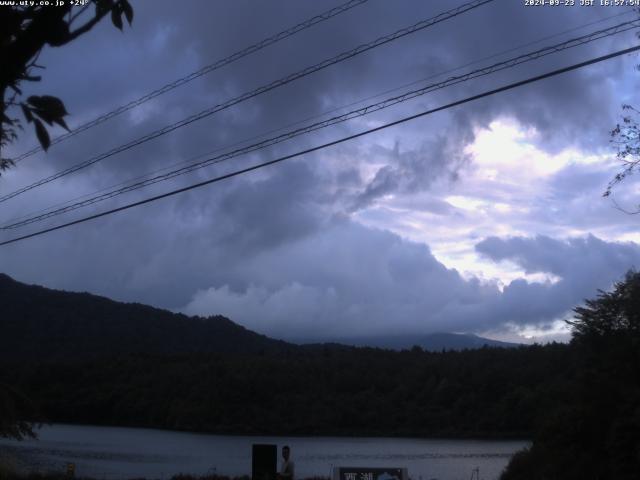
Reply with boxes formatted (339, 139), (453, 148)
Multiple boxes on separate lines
(181, 224), (640, 340)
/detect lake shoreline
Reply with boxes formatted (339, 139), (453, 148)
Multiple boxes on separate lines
(28, 422), (531, 443)
(0, 424), (528, 480)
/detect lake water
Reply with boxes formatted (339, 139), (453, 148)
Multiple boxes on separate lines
(0, 425), (528, 480)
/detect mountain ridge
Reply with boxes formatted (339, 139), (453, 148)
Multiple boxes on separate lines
(0, 273), (290, 360)
(0, 273), (517, 359)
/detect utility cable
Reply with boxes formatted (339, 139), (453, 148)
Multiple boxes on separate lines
(1, 44), (637, 247)
(6, 8), (630, 228)
(0, 0), (496, 204)
(10, 0), (371, 162)
(7, 7), (628, 227)
(3, 18), (637, 230)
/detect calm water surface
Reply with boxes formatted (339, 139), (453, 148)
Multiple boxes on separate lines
(0, 425), (528, 480)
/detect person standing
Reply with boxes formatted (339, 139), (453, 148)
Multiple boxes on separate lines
(278, 445), (294, 480)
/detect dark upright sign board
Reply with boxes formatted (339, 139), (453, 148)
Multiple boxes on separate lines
(333, 467), (408, 480)
(252, 444), (278, 480)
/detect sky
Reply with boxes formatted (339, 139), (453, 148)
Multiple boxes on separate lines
(2, 0), (640, 344)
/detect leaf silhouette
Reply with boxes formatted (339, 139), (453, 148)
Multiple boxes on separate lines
(121, 0), (134, 25)
(27, 95), (68, 118)
(111, 7), (123, 30)
(53, 117), (70, 132)
(34, 119), (51, 151)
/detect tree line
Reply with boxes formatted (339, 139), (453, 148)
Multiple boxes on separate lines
(2, 343), (572, 438)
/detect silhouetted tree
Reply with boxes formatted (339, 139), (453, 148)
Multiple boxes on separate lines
(0, 0), (134, 175)
(605, 104), (640, 208)
(502, 271), (640, 480)
(605, 22), (640, 209)
(569, 269), (640, 339)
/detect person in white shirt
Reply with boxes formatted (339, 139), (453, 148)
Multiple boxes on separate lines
(278, 445), (294, 480)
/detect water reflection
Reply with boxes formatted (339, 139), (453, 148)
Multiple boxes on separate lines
(0, 424), (528, 480)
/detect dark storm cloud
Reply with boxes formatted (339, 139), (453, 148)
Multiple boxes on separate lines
(0, 157), (334, 309)
(183, 229), (640, 339)
(182, 217), (500, 338)
(350, 131), (471, 210)
(417, 0), (634, 153)
(540, 161), (640, 232)
(473, 234), (640, 326)
(1, 0), (639, 339)
(8, 0), (633, 198)
(476, 234), (640, 280)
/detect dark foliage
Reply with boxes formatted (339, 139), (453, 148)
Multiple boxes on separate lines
(1, 344), (573, 438)
(501, 271), (640, 480)
(605, 28), (640, 206)
(0, 0), (133, 172)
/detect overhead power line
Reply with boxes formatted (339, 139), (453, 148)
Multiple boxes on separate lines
(2, 13), (635, 230)
(1, 44), (637, 248)
(3, 18), (637, 230)
(7, 8), (628, 229)
(4, 11), (632, 230)
(0, 0), (496, 204)
(11, 0), (370, 162)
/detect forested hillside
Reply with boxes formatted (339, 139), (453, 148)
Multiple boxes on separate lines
(0, 272), (571, 438)
(3, 344), (572, 438)
(0, 274), (514, 356)
(0, 273), (570, 438)
(0, 274), (289, 359)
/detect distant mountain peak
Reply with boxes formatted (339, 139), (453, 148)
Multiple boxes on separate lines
(295, 331), (520, 351)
